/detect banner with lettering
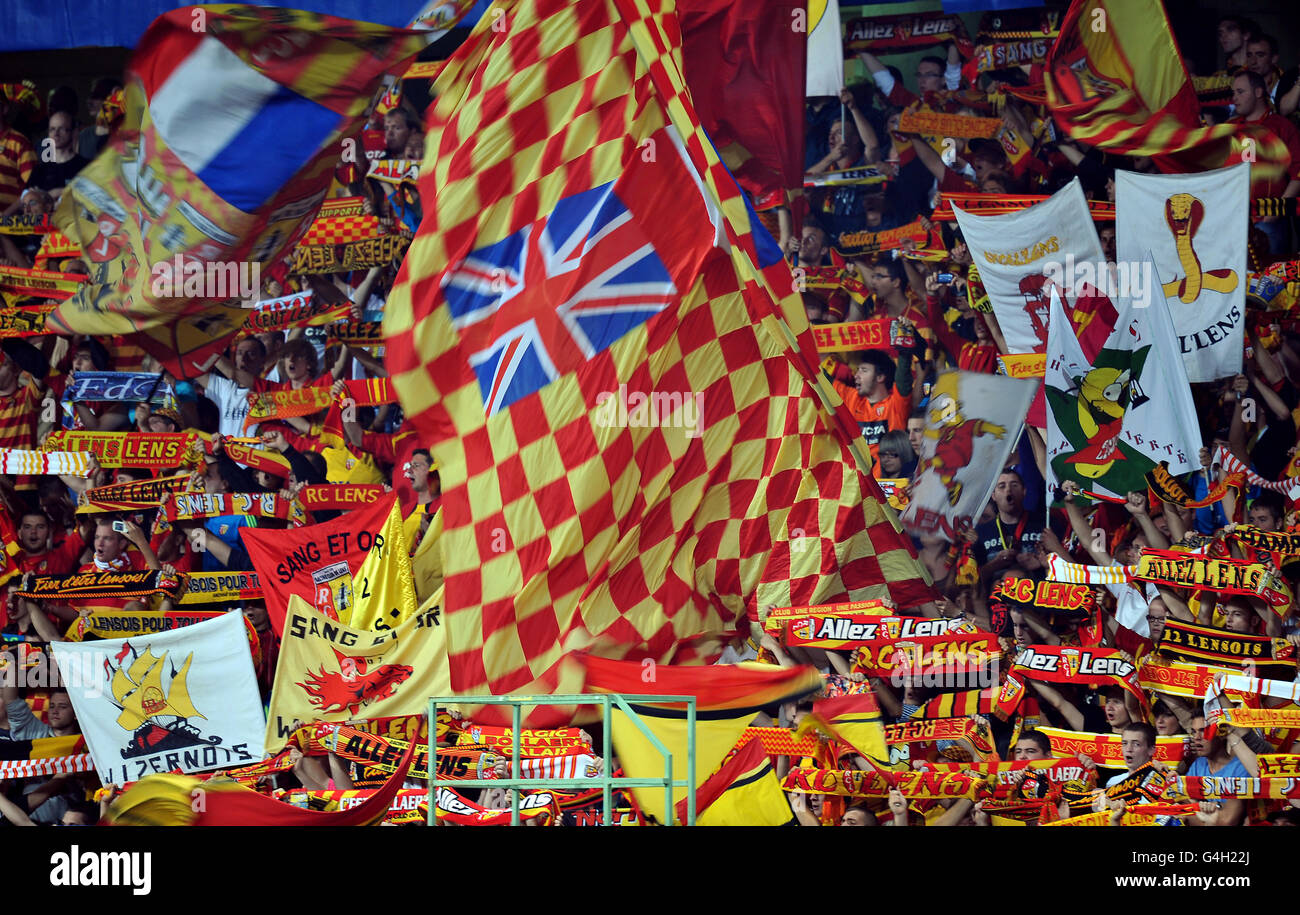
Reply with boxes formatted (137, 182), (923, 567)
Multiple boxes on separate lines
(812, 319), (899, 354)
(218, 440), (293, 477)
(14, 569), (185, 602)
(761, 600), (890, 634)
(1138, 656), (1238, 699)
(64, 608), (224, 641)
(455, 724), (593, 758)
(265, 594), (448, 754)
(163, 491), (298, 525)
(77, 474), (192, 514)
(324, 320), (385, 347)
(842, 11), (973, 55)
(992, 576), (1096, 617)
(0, 264), (84, 302)
(297, 484), (387, 513)
(1156, 619), (1297, 677)
(291, 232), (410, 274)
(953, 180), (1111, 426)
(239, 493), (400, 635)
(783, 766), (991, 799)
(1035, 725), (1185, 768)
(901, 369), (1034, 541)
(50, 611), (264, 785)
(42, 430), (202, 470)
(243, 291), (350, 333)
(63, 372), (175, 405)
(179, 571), (263, 605)
(0, 303), (54, 338)
(1116, 163), (1248, 383)
(831, 220), (931, 259)
(1006, 645), (1148, 716)
(1133, 549), (1293, 610)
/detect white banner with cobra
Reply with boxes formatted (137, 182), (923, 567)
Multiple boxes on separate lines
(1116, 163), (1248, 383)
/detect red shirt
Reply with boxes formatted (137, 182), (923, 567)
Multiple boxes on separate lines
(20, 531), (85, 575)
(1229, 112), (1300, 199)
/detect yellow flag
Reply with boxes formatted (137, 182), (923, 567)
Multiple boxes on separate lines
(411, 506), (443, 604)
(266, 592), (447, 753)
(346, 497), (418, 632)
(610, 707), (754, 826)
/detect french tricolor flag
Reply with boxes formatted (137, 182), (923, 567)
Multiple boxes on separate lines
(135, 28), (342, 213)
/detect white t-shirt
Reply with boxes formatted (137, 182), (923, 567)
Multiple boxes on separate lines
(205, 374), (254, 438)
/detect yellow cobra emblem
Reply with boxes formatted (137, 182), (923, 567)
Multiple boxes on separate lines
(1161, 193), (1238, 303)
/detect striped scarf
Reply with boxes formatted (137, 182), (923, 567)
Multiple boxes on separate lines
(0, 449), (92, 476)
(1044, 553), (1133, 584)
(1217, 445), (1300, 497)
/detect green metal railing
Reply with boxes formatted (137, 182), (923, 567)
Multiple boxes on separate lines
(426, 694), (696, 826)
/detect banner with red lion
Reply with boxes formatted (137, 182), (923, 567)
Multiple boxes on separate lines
(265, 593), (449, 754)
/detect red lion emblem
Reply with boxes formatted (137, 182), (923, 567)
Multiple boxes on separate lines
(296, 649), (413, 716)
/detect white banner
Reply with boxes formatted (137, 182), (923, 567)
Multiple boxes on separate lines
(51, 611), (265, 785)
(806, 0), (844, 96)
(900, 369), (1035, 541)
(1116, 162), (1248, 383)
(953, 179), (1107, 360)
(1044, 273), (1201, 503)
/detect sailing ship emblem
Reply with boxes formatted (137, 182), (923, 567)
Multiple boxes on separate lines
(107, 641), (221, 759)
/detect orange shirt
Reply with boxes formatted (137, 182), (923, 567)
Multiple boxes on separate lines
(833, 380), (909, 464)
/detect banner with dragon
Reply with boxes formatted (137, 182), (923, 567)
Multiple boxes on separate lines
(265, 594), (449, 754)
(51, 611), (265, 785)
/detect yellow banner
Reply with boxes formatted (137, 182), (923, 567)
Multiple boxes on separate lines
(998, 353), (1046, 378)
(266, 591), (448, 754)
(346, 497), (419, 631)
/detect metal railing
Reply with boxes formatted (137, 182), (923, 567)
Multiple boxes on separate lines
(426, 694), (697, 826)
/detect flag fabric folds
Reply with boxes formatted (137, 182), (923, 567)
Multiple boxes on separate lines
(50, 611), (264, 785)
(1045, 280), (1201, 503)
(804, 0), (843, 97)
(802, 693), (888, 764)
(1043, 0), (1287, 180)
(265, 594), (449, 754)
(584, 655), (821, 824)
(1115, 163), (1248, 383)
(107, 738), (416, 826)
(381, 0), (934, 722)
(48, 5), (429, 377)
(952, 179), (1116, 427)
(674, 736), (794, 826)
(240, 492), (403, 636)
(680, 0), (807, 211)
(901, 369), (1035, 541)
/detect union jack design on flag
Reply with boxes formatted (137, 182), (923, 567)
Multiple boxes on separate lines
(445, 179), (680, 416)
(382, 0), (934, 724)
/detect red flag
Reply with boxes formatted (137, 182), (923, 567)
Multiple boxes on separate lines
(680, 0), (805, 218)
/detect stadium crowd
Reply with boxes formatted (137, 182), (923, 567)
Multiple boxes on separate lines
(0, 7), (1299, 827)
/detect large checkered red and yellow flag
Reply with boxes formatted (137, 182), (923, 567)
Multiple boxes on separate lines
(383, 0), (934, 720)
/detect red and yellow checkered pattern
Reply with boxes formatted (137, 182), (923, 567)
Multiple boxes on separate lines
(383, 0), (934, 721)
